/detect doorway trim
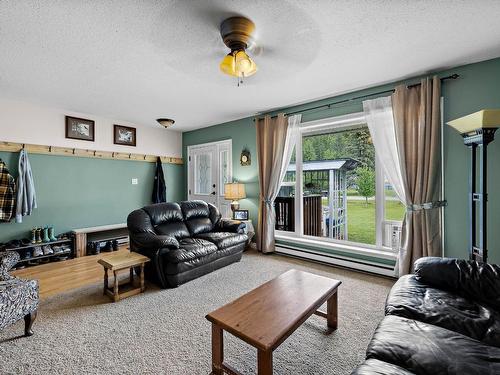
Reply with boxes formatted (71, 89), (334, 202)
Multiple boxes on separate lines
(187, 139), (233, 215)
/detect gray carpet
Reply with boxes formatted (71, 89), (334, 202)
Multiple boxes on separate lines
(0, 251), (394, 375)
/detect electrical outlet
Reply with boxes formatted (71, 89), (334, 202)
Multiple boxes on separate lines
(131, 178), (138, 185)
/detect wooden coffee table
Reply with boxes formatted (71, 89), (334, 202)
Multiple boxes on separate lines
(206, 269), (341, 375)
(98, 251), (149, 302)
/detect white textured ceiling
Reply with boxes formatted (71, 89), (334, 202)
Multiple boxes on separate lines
(1, 0), (500, 132)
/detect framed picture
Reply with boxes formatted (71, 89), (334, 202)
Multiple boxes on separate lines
(233, 209), (249, 220)
(114, 125), (136, 146)
(65, 116), (95, 141)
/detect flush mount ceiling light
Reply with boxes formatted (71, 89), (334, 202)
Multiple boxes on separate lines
(219, 16), (258, 85)
(156, 118), (175, 129)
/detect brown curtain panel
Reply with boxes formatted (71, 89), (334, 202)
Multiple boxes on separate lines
(392, 76), (442, 275)
(256, 114), (288, 253)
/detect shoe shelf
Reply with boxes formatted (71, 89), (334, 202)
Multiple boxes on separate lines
(16, 248), (72, 263)
(4, 238), (75, 268)
(6, 238), (72, 252)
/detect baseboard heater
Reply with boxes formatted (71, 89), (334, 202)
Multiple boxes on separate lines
(276, 244), (396, 277)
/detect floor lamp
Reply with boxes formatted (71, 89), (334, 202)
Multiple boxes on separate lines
(447, 109), (500, 262)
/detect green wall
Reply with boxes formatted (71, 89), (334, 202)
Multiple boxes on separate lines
(0, 152), (184, 242)
(183, 57), (500, 263)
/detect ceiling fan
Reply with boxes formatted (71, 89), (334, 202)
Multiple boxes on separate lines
(219, 16), (258, 84)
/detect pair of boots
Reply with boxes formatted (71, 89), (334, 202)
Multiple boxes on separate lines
(87, 240), (119, 255)
(102, 240), (119, 252)
(31, 227), (57, 244)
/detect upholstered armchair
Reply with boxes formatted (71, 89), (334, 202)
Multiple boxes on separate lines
(0, 251), (39, 336)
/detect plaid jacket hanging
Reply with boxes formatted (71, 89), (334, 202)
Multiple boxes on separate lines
(0, 159), (16, 222)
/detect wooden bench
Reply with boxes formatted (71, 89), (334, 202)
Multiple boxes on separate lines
(72, 223), (128, 257)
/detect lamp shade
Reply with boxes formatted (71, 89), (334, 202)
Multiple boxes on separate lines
(447, 109), (500, 135)
(224, 183), (246, 200)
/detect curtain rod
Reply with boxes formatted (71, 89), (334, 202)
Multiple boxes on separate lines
(254, 74), (459, 121)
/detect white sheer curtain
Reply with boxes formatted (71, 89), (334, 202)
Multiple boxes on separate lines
(363, 96), (408, 276)
(278, 114), (302, 187)
(363, 97), (407, 205)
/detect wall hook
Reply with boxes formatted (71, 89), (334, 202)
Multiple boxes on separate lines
(93, 150), (96, 156)
(129, 153), (132, 159)
(72, 148), (76, 155)
(49, 146), (52, 152)
(144, 154), (147, 160)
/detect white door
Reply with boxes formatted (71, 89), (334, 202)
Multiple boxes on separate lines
(188, 140), (232, 218)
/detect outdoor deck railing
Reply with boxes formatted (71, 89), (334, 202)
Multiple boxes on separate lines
(275, 195), (322, 236)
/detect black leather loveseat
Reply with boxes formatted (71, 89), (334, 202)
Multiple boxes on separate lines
(353, 257), (500, 375)
(127, 200), (247, 288)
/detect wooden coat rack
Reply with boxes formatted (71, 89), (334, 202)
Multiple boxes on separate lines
(0, 141), (183, 165)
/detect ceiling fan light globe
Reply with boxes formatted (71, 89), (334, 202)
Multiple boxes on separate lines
(245, 58), (258, 77)
(234, 50), (252, 73)
(220, 53), (238, 77)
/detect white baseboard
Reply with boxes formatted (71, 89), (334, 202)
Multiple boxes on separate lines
(276, 245), (397, 278)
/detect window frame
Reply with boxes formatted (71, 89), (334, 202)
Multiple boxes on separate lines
(275, 112), (398, 253)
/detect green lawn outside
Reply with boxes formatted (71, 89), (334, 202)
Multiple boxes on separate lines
(346, 200), (405, 245)
(317, 194), (405, 245)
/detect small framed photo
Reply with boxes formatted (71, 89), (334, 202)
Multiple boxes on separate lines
(65, 116), (95, 141)
(233, 209), (248, 220)
(114, 125), (136, 146)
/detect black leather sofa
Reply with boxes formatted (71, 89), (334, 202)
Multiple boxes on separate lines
(353, 257), (500, 375)
(127, 200), (248, 288)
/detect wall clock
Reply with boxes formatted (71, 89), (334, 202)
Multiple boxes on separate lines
(240, 148), (251, 166)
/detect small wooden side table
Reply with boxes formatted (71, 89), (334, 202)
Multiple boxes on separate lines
(98, 251), (150, 302)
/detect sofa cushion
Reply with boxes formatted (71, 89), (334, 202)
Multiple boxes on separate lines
(165, 240), (244, 275)
(351, 359), (415, 375)
(366, 315), (500, 375)
(142, 202), (190, 239)
(155, 222), (190, 239)
(180, 200), (214, 235)
(163, 238), (217, 264)
(195, 232), (248, 250)
(386, 274), (500, 347)
(143, 202), (183, 224)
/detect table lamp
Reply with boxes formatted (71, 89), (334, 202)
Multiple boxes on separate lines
(224, 183), (246, 217)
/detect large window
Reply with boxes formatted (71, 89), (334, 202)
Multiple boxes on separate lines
(275, 115), (405, 252)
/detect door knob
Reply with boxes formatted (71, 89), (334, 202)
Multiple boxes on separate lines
(211, 191), (216, 195)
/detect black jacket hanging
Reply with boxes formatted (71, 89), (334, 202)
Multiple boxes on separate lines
(152, 157), (166, 204)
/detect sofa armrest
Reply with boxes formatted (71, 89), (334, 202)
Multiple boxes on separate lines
(0, 251), (20, 281)
(414, 257), (461, 290)
(216, 219), (246, 234)
(414, 256), (500, 309)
